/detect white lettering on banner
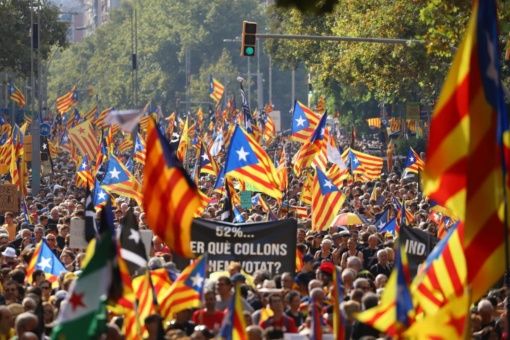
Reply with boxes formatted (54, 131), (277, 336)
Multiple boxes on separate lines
(405, 239), (426, 256)
(233, 243), (287, 256)
(191, 241), (205, 253)
(207, 260), (284, 274)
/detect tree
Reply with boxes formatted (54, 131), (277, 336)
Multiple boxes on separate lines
(265, 0), (510, 108)
(48, 0), (265, 113)
(0, 0), (67, 76)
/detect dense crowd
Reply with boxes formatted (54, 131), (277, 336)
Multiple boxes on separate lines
(0, 131), (507, 340)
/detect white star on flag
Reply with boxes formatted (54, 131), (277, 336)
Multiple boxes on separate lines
(128, 229), (141, 243)
(38, 256), (52, 271)
(324, 180), (334, 189)
(236, 147), (249, 162)
(98, 191), (106, 200)
(295, 116), (306, 127)
(409, 156), (414, 162)
(201, 153), (209, 161)
(190, 273), (204, 288)
(109, 167), (121, 179)
(42, 143), (48, 150)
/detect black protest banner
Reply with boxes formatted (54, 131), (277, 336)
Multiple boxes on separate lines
(174, 218), (297, 275)
(399, 225), (438, 277)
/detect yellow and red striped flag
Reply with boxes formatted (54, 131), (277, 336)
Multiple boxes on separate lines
(224, 125), (282, 199)
(83, 105), (98, 121)
(8, 84), (26, 108)
(403, 147), (424, 175)
(176, 117), (190, 162)
(292, 112), (327, 176)
(56, 86), (77, 114)
(160, 255), (207, 321)
(118, 134), (133, 154)
(95, 107), (113, 129)
(311, 168), (346, 231)
(69, 120), (99, 160)
(412, 223), (466, 315)
(300, 171), (313, 205)
(209, 76), (225, 103)
(344, 148), (384, 181)
(290, 100), (321, 143)
(423, 0), (508, 301)
(143, 119), (201, 258)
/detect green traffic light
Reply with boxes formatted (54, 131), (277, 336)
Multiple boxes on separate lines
(244, 46), (255, 56)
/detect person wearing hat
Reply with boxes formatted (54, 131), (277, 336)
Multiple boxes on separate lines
(1, 247), (18, 269)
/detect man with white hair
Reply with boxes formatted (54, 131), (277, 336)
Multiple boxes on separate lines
(369, 249), (392, 277)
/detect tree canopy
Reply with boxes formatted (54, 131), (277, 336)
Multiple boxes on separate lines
(0, 0), (67, 76)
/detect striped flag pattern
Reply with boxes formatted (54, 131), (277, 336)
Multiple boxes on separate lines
(344, 148), (384, 181)
(160, 255), (207, 321)
(8, 84), (26, 108)
(68, 120), (99, 160)
(133, 133), (146, 165)
(366, 117), (382, 129)
(224, 125), (282, 199)
(143, 118), (201, 258)
(83, 106), (98, 121)
(293, 112), (328, 175)
(311, 168), (346, 231)
(209, 77), (225, 103)
(56, 86), (77, 114)
(291, 100), (321, 143)
(403, 147), (424, 174)
(101, 154), (143, 206)
(412, 223), (466, 314)
(423, 0), (508, 301)
(95, 107), (113, 128)
(219, 284), (248, 340)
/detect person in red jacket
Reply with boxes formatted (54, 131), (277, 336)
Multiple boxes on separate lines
(192, 290), (225, 334)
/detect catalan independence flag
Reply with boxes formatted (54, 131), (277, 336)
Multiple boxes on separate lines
(68, 120), (99, 161)
(224, 125), (282, 199)
(160, 254), (207, 321)
(101, 154), (143, 206)
(403, 147), (424, 175)
(8, 83), (26, 108)
(293, 112), (328, 176)
(26, 240), (67, 284)
(343, 148), (383, 181)
(311, 168), (346, 231)
(423, 0), (508, 301)
(209, 76), (225, 103)
(56, 86), (77, 114)
(76, 156), (94, 189)
(291, 100), (321, 144)
(133, 133), (146, 165)
(220, 283), (248, 340)
(355, 246), (414, 337)
(412, 223), (466, 315)
(143, 118), (201, 258)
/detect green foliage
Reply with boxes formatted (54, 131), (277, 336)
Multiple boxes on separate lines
(0, 0), (68, 76)
(394, 136), (427, 155)
(48, 0), (263, 112)
(265, 0), (510, 111)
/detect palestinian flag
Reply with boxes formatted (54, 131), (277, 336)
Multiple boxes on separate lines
(51, 233), (114, 339)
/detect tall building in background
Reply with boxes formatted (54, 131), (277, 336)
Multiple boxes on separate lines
(51, 0), (119, 43)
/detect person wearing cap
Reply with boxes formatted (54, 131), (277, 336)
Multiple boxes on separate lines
(297, 254), (315, 291)
(318, 261), (335, 287)
(230, 273), (246, 286)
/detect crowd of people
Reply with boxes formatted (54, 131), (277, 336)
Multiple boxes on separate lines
(0, 129), (507, 340)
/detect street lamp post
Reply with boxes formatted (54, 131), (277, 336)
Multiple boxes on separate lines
(30, 0), (41, 196)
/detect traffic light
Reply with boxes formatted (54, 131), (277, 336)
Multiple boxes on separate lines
(241, 21), (257, 57)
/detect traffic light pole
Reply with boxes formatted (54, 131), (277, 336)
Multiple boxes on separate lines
(255, 33), (423, 45)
